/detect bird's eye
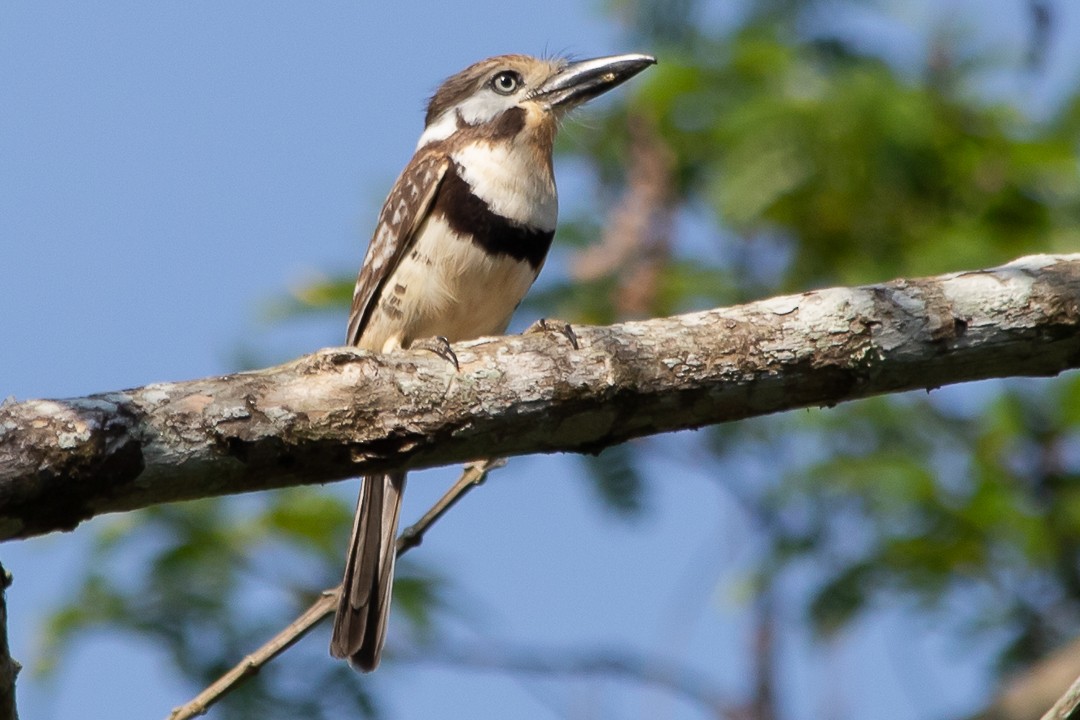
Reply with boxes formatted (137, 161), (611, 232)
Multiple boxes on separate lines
(491, 71), (521, 95)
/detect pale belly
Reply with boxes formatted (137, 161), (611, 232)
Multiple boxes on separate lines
(357, 215), (541, 353)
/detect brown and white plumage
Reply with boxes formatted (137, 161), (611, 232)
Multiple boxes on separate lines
(332, 52), (655, 671)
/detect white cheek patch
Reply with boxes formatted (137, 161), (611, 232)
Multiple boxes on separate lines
(416, 89), (524, 148)
(457, 91), (516, 125)
(452, 142), (558, 230)
(416, 112), (457, 148)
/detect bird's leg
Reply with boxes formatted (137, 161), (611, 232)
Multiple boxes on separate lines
(524, 318), (579, 350)
(411, 335), (460, 371)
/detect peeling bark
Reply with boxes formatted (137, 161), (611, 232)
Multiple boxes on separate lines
(1, 254), (1078, 541)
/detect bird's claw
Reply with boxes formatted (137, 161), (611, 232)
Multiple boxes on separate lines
(525, 318), (579, 350)
(413, 335), (460, 371)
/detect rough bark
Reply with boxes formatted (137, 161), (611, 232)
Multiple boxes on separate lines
(1, 254), (1078, 542)
(0, 565), (18, 720)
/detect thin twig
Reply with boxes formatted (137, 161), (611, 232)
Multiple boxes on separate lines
(166, 591), (338, 720)
(396, 458), (505, 554)
(0, 564), (19, 720)
(399, 642), (741, 719)
(166, 458), (505, 720)
(1042, 672), (1080, 720)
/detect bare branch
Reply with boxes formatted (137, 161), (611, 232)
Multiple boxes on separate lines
(964, 635), (1080, 720)
(396, 458), (505, 554)
(401, 642), (742, 719)
(572, 112), (676, 316)
(0, 565), (18, 720)
(166, 459), (505, 720)
(1041, 670), (1080, 720)
(167, 590), (336, 720)
(2, 254), (1079, 541)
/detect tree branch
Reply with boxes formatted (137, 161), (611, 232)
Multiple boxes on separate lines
(964, 633), (1080, 720)
(0, 565), (18, 720)
(1042, 668), (1080, 720)
(400, 642), (741, 719)
(165, 458), (504, 720)
(1043, 680), (1080, 720)
(2, 254), (1079, 541)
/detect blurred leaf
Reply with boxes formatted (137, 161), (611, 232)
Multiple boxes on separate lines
(39, 493), (430, 719)
(809, 561), (876, 636)
(391, 569), (446, 641)
(580, 443), (647, 518)
(262, 275), (355, 323)
(261, 488), (355, 555)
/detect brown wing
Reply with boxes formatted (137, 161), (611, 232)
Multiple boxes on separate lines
(346, 150), (449, 346)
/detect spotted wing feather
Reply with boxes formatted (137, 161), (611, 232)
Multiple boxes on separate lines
(346, 151), (450, 347)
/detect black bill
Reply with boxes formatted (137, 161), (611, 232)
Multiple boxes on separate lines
(534, 53), (657, 109)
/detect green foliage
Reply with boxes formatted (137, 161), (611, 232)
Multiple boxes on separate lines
(771, 382), (1080, 670)
(260, 274), (356, 323)
(574, 0), (1080, 674)
(40, 491), (445, 719)
(574, 29), (1080, 300)
(580, 443), (648, 518)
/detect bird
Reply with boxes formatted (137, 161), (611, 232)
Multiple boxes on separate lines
(330, 52), (656, 672)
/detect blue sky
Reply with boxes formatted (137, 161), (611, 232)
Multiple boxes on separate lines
(2, 1), (1078, 719)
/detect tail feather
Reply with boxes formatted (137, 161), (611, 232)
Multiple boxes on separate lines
(330, 472), (406, 671)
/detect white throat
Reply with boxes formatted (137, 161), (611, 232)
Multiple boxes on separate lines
(451, 140), (558, 230)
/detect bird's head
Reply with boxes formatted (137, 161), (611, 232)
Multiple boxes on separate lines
(417, 53), (656, 149)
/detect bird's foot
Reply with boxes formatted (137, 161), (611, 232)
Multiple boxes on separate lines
(413, 335), (460, 371)
(524, 318), (579, 350)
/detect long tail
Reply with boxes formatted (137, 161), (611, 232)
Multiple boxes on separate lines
(330, 472), (406, 671)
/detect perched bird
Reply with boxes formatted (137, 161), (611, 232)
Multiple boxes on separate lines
(331, 52), (656, 671)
